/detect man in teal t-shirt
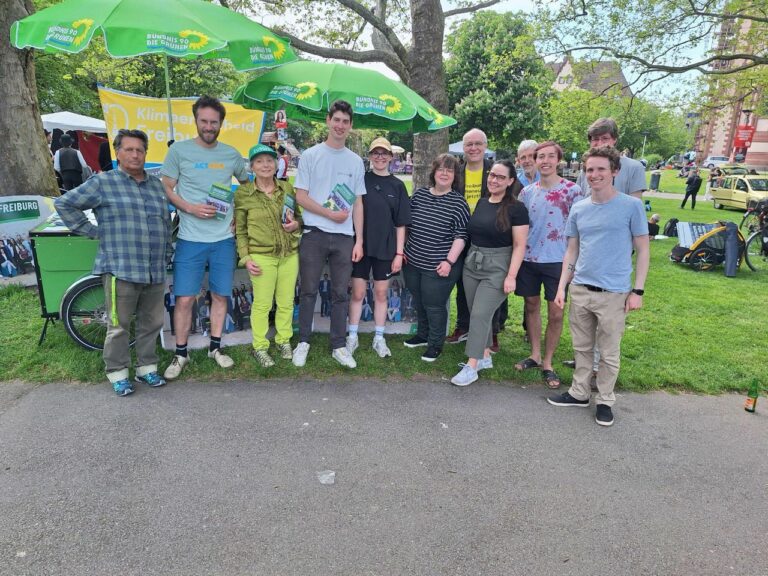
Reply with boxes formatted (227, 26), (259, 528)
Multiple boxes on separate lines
(161, 96), (248, 380)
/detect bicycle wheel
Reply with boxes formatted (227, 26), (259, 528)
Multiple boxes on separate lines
(740, 211), (759, 234)
(745, 231), (768, 272)
(61, 276), (135, 351)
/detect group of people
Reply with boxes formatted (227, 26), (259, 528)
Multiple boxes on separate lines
(1, 236), (34, 277)
(54, 96), (649, 427)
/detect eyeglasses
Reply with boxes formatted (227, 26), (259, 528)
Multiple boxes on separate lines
(487, 172), (511, 181)
(464, 141), (485, 148)
(436, 167), (455, 173)
(370, 151), (391, 158)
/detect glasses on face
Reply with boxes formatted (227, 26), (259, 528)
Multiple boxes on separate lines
(589, 135), (615, 145)
(436, 167), (455, 174)
(464, 141), (485, 148)
(370, 151), (391, 158)
(487, 172), (510, 181)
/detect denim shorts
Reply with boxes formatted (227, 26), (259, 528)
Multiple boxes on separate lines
(173, 237), (236, 297)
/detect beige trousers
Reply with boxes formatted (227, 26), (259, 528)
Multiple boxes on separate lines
(567, 284), (628, 406)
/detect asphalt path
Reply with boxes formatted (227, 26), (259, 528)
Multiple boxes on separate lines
(1, 377), (766, 576)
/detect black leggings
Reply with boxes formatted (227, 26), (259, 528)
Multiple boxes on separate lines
(681, 191), (698, 209)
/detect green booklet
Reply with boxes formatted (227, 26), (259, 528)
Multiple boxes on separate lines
(282, 193), (296, 224)
(206, 182), (234, 221)
(322, 183), (356, 212)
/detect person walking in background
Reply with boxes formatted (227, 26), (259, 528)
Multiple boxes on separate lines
(347, 137), (411, 359)
(402, 154), (470, 362)
(54, 129), (171, 396)
(681, 167), (703, 209)
(547, 146), (649, 426)
(450, 160), (528, 387)
(235, 144), (301, 367)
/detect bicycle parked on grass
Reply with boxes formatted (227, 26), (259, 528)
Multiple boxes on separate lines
(743, 199), (768, 272)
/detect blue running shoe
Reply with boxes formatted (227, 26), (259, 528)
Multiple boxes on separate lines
(113, 379), (135, 397)
(135, 372), (166, 387)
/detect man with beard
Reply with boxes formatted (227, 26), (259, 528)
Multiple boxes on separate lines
(161, 96), (248, 380)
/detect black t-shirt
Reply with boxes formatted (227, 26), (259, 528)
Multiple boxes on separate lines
(648, 222), (660, 236)
(362, 172), (412, 260)
(468, 197), (529, 248)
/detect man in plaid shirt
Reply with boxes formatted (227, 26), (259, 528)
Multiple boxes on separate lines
(55, 129), (172, 397)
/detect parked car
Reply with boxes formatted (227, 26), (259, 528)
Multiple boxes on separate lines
(711, 174), (768, 210)
(718, 165), (748, 176)
(703, 155), (730, 169)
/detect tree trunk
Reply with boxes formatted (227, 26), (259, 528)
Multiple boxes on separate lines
(1, 0), (59, 198)
(408, 0), (449, 190)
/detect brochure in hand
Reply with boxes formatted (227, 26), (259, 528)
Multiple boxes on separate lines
(322, 183), (356, 212)
(206, 182), (234, 221)
(282, 193), (296, 224)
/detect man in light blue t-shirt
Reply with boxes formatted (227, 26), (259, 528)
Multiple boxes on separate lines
(548, 146), (649, 427)
(160, 96), (248, 380)
(291, 100), (366, 370)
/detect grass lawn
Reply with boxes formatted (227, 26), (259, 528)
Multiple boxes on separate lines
(1, 196), (763, 395)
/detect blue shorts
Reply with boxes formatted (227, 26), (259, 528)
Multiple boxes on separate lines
(173, 237), (236, 297)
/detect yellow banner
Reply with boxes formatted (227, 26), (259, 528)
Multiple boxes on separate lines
(98, 86), (265, 166)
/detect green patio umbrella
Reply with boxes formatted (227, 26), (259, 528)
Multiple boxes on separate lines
(232, 60), (456, 132)
(11, 0), (297, 138)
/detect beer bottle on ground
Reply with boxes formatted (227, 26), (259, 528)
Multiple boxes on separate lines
(744, 379), (759, 413)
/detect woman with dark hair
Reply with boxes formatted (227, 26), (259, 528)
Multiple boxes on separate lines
(402, 153), (470, 362)
(450, 159), (529, 386)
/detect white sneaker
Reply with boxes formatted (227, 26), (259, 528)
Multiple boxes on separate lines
(208, 348), (234, 368)
(346, 333), (359, 355)
(163, 355), (189, 380)
(477, 356), (493, 371)
(372, 336), (391, 358)
(332, 347), (357, 368)
(451, 363), (478, 387)
(292, 342), (310, 367)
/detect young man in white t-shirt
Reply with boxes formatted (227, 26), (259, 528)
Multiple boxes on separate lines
(292, 100), (366, 369)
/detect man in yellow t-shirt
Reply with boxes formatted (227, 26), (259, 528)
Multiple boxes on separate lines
(446, 128), (498, 347)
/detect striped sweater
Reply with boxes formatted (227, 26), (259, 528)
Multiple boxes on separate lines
(404, 187), (470, 270)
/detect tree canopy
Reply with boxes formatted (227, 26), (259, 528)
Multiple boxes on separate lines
(544, 87), (692, 160)
(535, 0), (768, 91)
(444, 10), (551, 151)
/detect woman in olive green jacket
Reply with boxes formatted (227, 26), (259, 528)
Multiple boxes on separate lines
(235, 144), (302, 367)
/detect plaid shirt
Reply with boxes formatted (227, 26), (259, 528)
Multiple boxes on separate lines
(54, 168), (172, 284)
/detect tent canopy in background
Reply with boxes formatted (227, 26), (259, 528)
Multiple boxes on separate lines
(448, 140), (495, 160)
(42, 111), (107, 133)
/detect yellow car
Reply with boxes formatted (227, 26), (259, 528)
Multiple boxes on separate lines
(711, 174), (768, 210)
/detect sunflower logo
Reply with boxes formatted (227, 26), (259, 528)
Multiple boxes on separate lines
(179, 29), (209, 50)
(427, 107), (445, 125)
(263, 36), (286, 60)
(379, 94), (402, 115)
(71, 18), (94, 47)
(295, 82), (318, 101)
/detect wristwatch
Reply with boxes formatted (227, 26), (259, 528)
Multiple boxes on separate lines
(631, 288), (645, 296)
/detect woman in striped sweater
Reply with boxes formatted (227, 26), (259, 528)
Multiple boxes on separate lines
(402, 154), (470, 362)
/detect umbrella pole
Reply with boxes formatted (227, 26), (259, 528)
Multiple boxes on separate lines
(163, 54), (176, 141)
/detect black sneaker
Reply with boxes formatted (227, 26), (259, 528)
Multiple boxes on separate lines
(595, 404), (614, 426)
(421, 347), (441, 362)
(404, 336), (428, 348)
(547, 392), (590, 407)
